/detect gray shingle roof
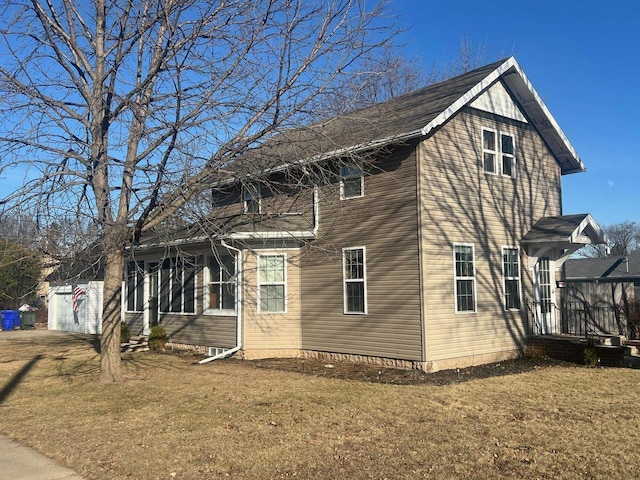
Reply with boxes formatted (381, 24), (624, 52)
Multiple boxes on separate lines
(565, 254), (640, 281)
(235, 56), (584, 177)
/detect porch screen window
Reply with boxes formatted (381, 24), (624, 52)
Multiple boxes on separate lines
(207, 253), (236, 313)
(159, 257), (196, 314)
(243, 183), (261, 213)
(502, 247), (521, 310)
(343, 247), (367, 314)
(126, 261), (144, 312)
(482, 128), (516, 178)
(340, 164), (363, 199)
(454, 244), (475, 312)
(258, 255), (286, 313)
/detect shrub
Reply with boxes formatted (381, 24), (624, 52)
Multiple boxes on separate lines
(149, 325), (167, 351)
(583, 340), (599, 367)
(120, 322), (131, 344)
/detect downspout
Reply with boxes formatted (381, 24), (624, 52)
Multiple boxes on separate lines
(199, 240), (243, 364)
(312, 185), (319, 235)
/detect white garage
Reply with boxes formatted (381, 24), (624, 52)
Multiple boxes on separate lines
(48, 282), (104, 334)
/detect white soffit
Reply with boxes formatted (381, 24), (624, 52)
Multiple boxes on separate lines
(469, 80), (528, 123)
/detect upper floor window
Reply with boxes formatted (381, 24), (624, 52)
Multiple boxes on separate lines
(343, 247), (367, 314)
(502, 247), (521, 310)
(482, 128), (516, 178)
(454, 244), (476, 313)
(126, 260), (145, 312)
(258, 254), (286, 313)
(206, 253), (237, 314)
(243, 183), (261, 213)
(159, 257), (196, 314)
(340, 164), (363, 199)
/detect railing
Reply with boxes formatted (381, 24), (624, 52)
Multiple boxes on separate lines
(527, 299), (629, 338)
(561, 301), (625, 338)
(526, 300), (562, 336)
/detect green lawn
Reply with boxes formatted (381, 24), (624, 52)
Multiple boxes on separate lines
(1, 332), (639, 479)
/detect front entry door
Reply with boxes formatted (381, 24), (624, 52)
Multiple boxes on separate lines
(147, 262), (160, 333)
(536, 257), (557, 334)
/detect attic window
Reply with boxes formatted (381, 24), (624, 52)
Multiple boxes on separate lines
(482, 128), (516, 178)
(340, 163), (363, 199)
(243, 183), (261, 213)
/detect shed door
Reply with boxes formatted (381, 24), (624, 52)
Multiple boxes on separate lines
(52, 291), (85, 333)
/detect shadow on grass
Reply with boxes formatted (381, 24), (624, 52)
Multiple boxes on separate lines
(0, 355), (42, 404)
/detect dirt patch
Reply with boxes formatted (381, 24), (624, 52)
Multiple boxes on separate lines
(250, 356), (560, 385)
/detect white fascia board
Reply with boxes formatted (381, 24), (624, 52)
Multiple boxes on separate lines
(226, 231), (316, 241)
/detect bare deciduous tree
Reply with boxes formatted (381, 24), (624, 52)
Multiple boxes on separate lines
(578, 220), (640, 257)
(0, 0), (397, 383)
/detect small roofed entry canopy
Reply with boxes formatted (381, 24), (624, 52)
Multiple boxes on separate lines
(521, 214), (606, 267)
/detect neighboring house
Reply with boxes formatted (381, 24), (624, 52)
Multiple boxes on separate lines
(562, 253), (640, 336)
(47, 249), (104, 334)
(123, 57), (604, 372)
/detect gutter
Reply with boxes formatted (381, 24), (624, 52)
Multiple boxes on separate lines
(198, 239), (243, 364)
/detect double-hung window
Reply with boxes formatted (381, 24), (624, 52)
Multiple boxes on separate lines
(343, 247), (367, 314)
(502, 247), (521, 310)
(482, 128), (516, 178)
(454, 244), (476, 313)
(258, 255), (286, 313)
(126, 261), (145, 312)
(206, 253), (237, 314)
(159, 257), (196, 314)
(340, 163), (363, 199)
(243, 183), (261, 213)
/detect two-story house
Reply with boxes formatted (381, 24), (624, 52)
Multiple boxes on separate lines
(124, 57), (604, 372)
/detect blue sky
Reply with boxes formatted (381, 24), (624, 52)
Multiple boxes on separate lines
(392, 0), (639, 227)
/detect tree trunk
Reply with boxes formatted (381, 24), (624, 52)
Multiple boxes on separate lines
(100, 247), (124, 383)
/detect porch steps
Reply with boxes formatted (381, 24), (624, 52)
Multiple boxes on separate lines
(121, 335), (149, 353)
(592, 335), (640, 369)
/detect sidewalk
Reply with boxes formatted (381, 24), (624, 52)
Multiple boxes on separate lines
(0, 435), (85, 480)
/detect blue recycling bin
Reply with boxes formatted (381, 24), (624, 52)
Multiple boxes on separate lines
(1, 310), (20, 331)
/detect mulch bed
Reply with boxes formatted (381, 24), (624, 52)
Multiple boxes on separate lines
(249, 356), (562, 386)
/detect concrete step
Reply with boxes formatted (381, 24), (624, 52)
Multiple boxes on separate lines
(624, 356), (640, 369)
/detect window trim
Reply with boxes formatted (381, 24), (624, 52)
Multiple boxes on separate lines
(502, 246), (522, 311)
(453, 243), (476, 314)
(204, 252), (237, 316)
(342, 246), (368, 314)
(243, 183), (261, 213)
(481, 128), (516, 178)
(340, 163), (364, 200)
(257, 253), (287, 314)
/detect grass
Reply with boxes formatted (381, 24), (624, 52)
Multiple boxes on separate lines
(1, 333), (640, 479)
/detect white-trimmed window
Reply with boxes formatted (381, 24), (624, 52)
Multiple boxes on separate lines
(258, 254), (286, 313)
(340, 163), (363, 199)
(243, 183), (261, 213)
(159, 257), (196, 314)
(206, 253), (237, 314)
(126, 260), (145, 312)
(502, 247), (521, 310)
(482, 128), (516, 178)
(343, 247), (367, 314)
(454, 244), (476, 313)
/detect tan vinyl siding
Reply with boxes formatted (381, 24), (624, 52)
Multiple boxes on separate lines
(242, 248), (302, 354)
(419, 107), (562, 363)
(160, 313), (237, 348)
(124, 312), (144, 336)
(301, 146), (423, 361)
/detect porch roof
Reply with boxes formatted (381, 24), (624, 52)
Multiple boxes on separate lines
(521, 214), (605, 246)
(521, 214), (606, 266)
